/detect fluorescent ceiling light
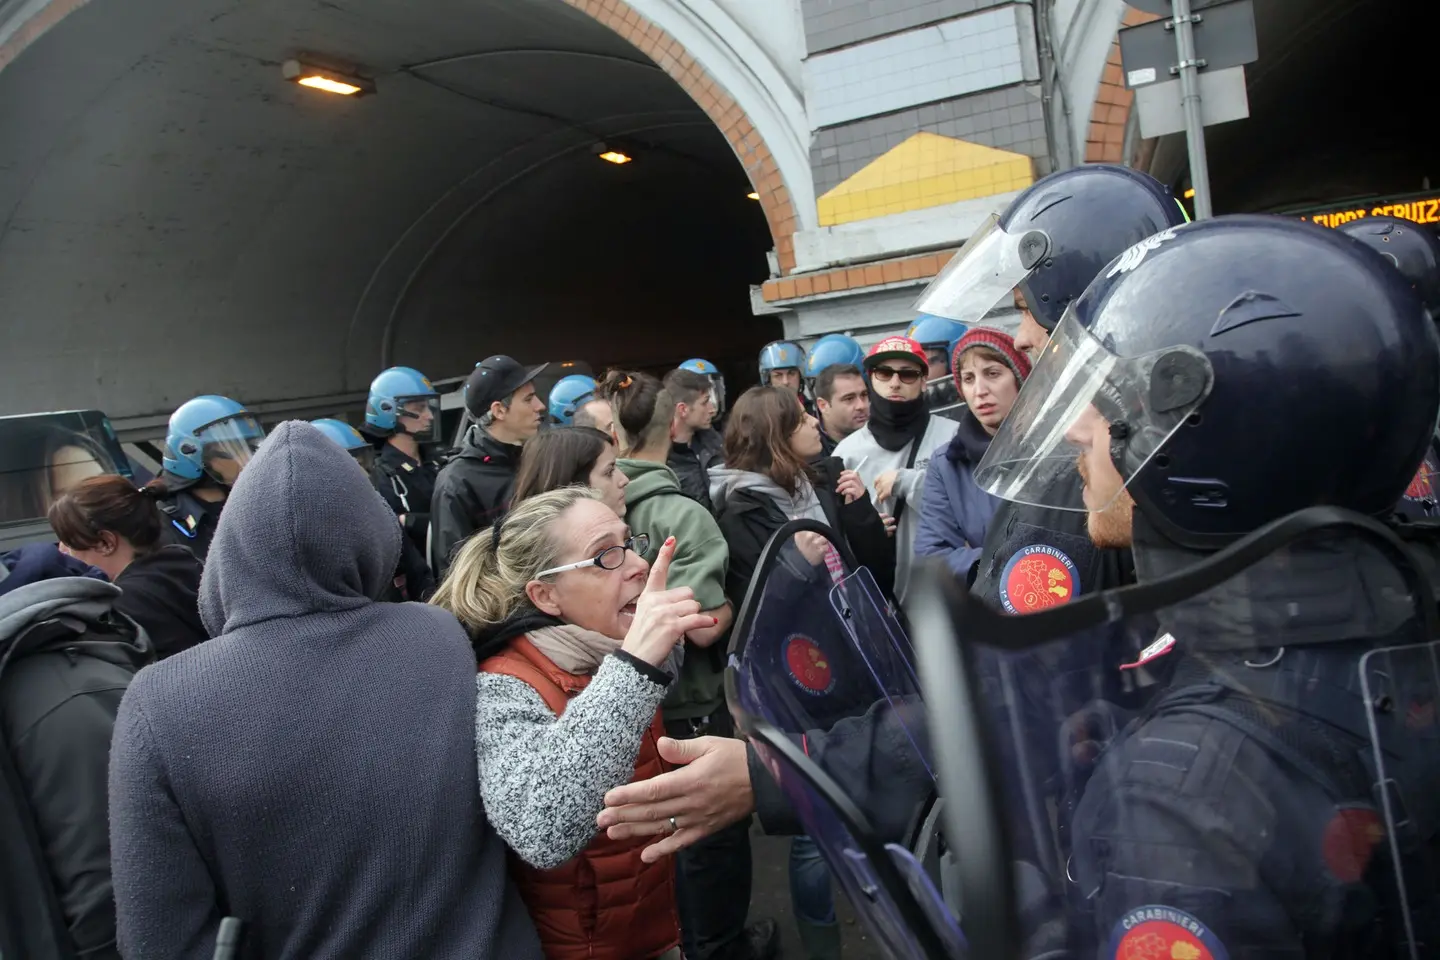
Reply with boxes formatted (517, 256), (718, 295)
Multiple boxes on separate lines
(282, 58), (375, 97)
(747, 192), (760, 200)
(598, 150), (633, 165)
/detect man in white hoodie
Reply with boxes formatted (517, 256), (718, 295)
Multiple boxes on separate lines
(834, 336), (958, 604)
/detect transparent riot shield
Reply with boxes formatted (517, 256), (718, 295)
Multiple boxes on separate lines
(912, 508), (1440, 960)
(726, 520), (963, 958)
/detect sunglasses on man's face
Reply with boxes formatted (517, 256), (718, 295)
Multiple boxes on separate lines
(871, 366), (924, 384)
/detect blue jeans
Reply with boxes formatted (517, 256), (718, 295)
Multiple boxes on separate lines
(788, 835), (837, 926)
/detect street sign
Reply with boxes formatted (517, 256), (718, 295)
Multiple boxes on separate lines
(1120, 0), (1257, 88)
(1132, 65), (1249, 138)
(1120, 0), (1259, 219)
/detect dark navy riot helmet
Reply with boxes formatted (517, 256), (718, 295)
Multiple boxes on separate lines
(975, 215), (1440, 548)
(914, 164), (1188, 331)
(1338, 215), (1440, 322)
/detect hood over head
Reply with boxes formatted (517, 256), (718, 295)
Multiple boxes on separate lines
(708, 466), (821, 519)
(200, 420), (401, 635)
(0, 573), (151, 668)
(0, 543), (107, 599)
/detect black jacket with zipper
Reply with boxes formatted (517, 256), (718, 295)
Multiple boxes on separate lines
(713, 456), (896, 605)
(429, 425), (522, 577)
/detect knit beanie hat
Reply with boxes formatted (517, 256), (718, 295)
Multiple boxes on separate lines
(951, 328), (1031, 393)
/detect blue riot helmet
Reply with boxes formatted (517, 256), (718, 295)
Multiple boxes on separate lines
(1338, 215), (1440, 322)
(549, 374), (599, 425)
(162, 395), (266, 488)
(976, 215), (1440, 547)
(679, 358), (726, 414)
(311, 418), (376, 472)
(759, 340), (806, 388)
(914, 164), (1188, 332)
(803, 334), (865, 382)
(365, 366), (441, 444)
(905, 315), (968, 376)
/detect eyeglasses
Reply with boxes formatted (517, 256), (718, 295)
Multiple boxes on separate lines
(536, 533), (650, 578)
(870, 366), (924, 384)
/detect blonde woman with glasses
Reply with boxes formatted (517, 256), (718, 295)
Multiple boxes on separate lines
(431, 486), (712, 960)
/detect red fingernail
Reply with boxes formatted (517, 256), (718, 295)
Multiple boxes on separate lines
(666, 536), (676, 546)
(711, 617), (720, 625)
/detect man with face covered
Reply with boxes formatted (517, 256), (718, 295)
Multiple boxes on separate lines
(833, 337), (958, 604)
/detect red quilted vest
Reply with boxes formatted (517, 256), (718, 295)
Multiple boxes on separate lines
(479, 637), (682, 960)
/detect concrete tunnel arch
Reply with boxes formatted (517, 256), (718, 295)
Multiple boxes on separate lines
(0, 0), (814, 437)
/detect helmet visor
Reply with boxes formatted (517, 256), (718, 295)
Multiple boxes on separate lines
(912, 214), (1043, 326)
(974, 308), (1213, 512)
(195, 414), (266, 486)
(395, 396), (442, 444)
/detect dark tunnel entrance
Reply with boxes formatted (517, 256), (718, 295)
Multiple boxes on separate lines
(0, 0), (780, 435)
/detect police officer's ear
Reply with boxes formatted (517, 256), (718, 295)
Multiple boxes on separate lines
(525, 578), (562, 617)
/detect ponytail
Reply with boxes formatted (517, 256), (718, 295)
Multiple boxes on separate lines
(430, 486), (600, 629)
(597, 370), (672, 457)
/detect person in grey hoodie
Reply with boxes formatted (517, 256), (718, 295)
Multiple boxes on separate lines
(107, 420), (541, 960)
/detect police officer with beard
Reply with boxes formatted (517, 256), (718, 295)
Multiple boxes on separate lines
(913, 164), (1189, 609)
(959, 215), (1440, 958)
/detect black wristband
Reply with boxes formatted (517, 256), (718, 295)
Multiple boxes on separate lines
(612, 649), (673, 687)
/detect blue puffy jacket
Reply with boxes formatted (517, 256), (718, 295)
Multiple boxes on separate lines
(914, 410), (1000, 579)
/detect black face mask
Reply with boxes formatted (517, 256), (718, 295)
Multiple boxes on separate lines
(868, 392), (931, 452)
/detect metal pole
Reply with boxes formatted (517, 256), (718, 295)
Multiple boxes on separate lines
(1171, 0), (1213, 218)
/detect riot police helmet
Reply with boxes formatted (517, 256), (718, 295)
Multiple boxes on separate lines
(1337, 215), (1440, 321)
(365, 367), (441, 443)
(915, 164), (1188, 332)
(975, 215), (1440, 549)
(311, 418), (376, 472)
(162, 395), (266, 489)
(548, 374), (599, 425)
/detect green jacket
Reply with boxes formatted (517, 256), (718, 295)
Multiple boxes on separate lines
(618, 459), (730, 720)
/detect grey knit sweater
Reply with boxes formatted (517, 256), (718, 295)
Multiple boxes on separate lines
(476, 654), (670, 869)
(108, 421), (541, 960)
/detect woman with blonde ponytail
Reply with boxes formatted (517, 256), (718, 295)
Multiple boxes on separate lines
(431, 486), (711, 960)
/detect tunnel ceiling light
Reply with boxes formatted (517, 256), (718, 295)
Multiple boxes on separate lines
(592, 141), (635, 165)
(747, 192), (760, 200)
(282, 59), (375, 97)
(1183, 187), (1196, 199)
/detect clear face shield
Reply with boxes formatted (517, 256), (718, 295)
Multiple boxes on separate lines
(913, 213), (1048, 326)
(709, 376), (726, 417)
(974, 307), (1214, 513)
(194, 414), (266, 486)
(395, 395), (442, 444)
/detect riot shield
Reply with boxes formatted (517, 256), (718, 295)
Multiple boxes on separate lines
(727, 520), (962, 958)
(913, 507), (1440, 960)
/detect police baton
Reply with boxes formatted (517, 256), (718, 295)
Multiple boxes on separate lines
(213, 917), (246, 960)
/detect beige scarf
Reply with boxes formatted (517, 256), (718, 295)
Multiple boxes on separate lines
(526, 623), (621, 675)
(525, 621), (684, 679)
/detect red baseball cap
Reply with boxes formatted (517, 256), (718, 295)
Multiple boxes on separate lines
(864, 335), (928, 371)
